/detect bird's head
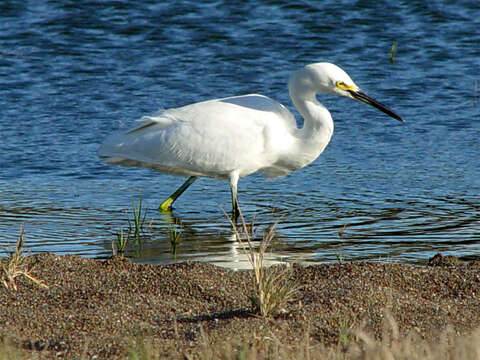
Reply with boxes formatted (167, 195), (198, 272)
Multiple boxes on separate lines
(293, 62), (404, 123)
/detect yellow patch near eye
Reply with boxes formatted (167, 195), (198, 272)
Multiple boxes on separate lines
(335, 81), (356, 91)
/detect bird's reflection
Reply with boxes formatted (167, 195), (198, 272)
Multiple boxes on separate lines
(155, 210), (306, 270)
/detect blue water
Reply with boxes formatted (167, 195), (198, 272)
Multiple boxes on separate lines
(1, 1), (479, 268)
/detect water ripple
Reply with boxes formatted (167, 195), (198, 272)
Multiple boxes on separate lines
(0, 0), (479, 267)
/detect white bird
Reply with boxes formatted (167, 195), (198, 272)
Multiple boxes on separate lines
(99, 62), (403, 218)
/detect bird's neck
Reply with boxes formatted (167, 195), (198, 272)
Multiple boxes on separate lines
(288, 70), (334, 141)
(271, 89), (334, 173)
(290, 90), (334, 152)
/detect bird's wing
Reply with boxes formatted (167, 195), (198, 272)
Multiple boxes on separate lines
(98, 114), (177, 166)
(124, 118), (161, 135)
(98, 94), (297, 178)
(218, 94), (297, 128)
(124, 112), (175, 134)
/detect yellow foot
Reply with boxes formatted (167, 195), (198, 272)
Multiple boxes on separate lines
(159, 198), (173, 212)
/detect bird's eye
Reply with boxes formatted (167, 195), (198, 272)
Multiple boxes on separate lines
(336, 81), (355, 91)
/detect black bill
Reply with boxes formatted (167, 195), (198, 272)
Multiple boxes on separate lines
(349, 90), (404, 123)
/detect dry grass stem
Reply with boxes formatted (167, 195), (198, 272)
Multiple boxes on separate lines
(229, 207), (301, 317)
(169, 314), (480, 360)
(1, 225), (48, 292)
(348, 312), (480, 360)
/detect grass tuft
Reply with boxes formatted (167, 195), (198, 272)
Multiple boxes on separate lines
(112, 198), (152, 257)
(127, 198), (148, 241)
(1, 225), (48, 292)
(169, 221), (182, 256)
(228, 207), (301, 317)
(112, 228), (129, 257)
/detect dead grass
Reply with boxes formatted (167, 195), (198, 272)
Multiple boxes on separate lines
(179, 313), (480, 360)
(348, 311), (480, 360)
(1, 225), (48, 292)
(229, 209), (301, 317)
(123, 312), (480, 360)
(3, 314), (479, 359)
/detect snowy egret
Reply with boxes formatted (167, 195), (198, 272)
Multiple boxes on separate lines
(99, 62), (403, 218)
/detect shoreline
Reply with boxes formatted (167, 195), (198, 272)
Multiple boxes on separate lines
(1, 253), (480, 359)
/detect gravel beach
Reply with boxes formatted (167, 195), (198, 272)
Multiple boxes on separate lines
(1, 253), (480, 359)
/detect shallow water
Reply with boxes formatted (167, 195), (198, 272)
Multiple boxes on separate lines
(1, 1), (479, 268)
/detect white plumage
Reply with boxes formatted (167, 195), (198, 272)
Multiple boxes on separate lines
(99, 62), (402, 217)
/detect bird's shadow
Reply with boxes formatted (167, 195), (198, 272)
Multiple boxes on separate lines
(176, 308), (253, 324)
